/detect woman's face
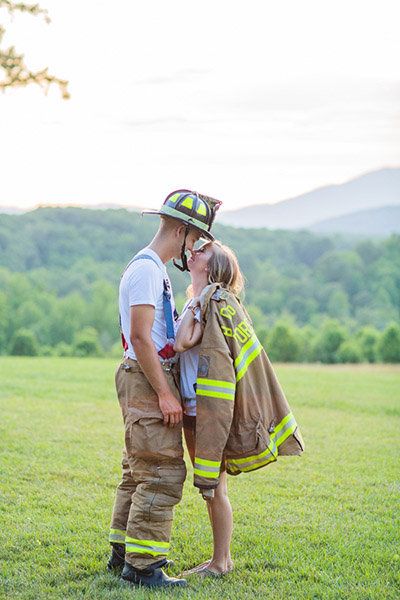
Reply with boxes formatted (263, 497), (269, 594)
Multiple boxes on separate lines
(187, 242), (213, 278)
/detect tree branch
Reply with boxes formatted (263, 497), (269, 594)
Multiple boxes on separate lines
(0, 2), (69, 98)
(0, 1), (49, 22)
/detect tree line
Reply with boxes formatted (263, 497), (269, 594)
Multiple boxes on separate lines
(0, 207), (399, 362)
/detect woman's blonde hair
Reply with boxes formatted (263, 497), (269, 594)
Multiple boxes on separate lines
(206, 240), (244, 296)
(186, 240), (244, 299)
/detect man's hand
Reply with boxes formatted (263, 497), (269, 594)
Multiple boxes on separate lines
(158, 390), (183, 427)
(130, 305), (183, 427)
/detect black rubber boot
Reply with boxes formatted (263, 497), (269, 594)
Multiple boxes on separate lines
(107, 543), (125, 572)
(107, 544), (175, 573)
(121, 559), (187, 588)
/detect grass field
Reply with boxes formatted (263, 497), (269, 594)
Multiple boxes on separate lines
(0, 358), (399, 600)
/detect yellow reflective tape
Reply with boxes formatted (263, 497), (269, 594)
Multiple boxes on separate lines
(110, 528), (126, 537)
(276, 426), (295, 447)
(169, 193), (180, 203)
(161, 205), (208, 230)
(125, 545), (169, 556)
(195, 457), (221, 467)
(181, 197), (193, 209)
(234, 337), (261, 370)
(236, 343), (263, 382)
(109, 528), (126, 543)
(238, 455), (276, 472)
(274, 421), (297, 448)
(125, 537), (170, 549)
(197, 378), (236, 389)
(197, 389), (234, 400)
(228, 413), (296, 467)
(229, 442), (277, 466)
(227, 462), (241, 474)
(196, 201), (207, 216)
(194, 468), (219, 479)
(234, 335), (257, 368)
(273, 412), (293, 435)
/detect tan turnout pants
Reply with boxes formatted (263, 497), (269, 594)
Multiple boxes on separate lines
(109, 358), (186, 569)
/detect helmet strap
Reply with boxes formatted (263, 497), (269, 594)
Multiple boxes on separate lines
(173, 224), (190, 272)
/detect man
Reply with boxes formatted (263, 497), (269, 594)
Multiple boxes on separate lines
(107, 189), (221, 588)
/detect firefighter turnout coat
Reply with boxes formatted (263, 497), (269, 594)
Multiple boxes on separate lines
(193, 284), (304, 490)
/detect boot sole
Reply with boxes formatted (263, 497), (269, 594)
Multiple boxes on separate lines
(121, 577), (187, 588)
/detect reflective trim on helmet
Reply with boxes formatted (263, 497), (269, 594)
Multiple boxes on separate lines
(160, 204), (209, 231)
(181, 196), (194, 209)
(196, 201), (207, 216)
(169, 193), (181, 203)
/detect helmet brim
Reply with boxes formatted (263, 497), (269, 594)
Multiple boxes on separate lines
(141, 209), (215, 241)
(141, 209), (163, 217)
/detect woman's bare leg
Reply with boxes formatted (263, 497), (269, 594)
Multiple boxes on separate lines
(183, 425), (233, 574)
(206, 471), (233, 573)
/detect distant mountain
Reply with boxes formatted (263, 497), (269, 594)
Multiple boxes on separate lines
(219, 168), (400, 230)
(0, 206), (25, 214)
(309, 205), (400, 236)
(0, 203), (142, 214)
(86, 203), (142, 211)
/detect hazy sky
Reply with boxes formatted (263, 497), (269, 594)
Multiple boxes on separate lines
(1, 0), (399, 212)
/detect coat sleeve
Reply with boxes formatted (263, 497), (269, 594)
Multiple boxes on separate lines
(193, 305), (236, 489)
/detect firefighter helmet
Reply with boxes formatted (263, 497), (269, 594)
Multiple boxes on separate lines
(142, 189), (222, 241)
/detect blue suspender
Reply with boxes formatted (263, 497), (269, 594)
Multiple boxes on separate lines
(162, 280), (176, 342)
(125, 254), (176, 341)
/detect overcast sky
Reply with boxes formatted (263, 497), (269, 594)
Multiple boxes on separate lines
(1, 0), (399, 212)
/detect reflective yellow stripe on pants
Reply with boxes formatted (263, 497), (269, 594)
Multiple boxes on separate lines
(109, 528), (126, 544)
(125, 537), (170, 557)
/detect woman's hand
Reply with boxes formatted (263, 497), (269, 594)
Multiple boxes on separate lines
(191, 296), (201, 307)
(174, 299), (204, 352)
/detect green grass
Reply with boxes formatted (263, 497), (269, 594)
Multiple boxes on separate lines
(0, 358), (399, 599)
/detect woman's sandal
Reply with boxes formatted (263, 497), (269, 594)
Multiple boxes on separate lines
(182, 561), (234, 577)
(182, 561), (211, 576)
(196, 567), (228, 578)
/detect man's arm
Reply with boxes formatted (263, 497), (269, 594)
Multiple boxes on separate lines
(130, 304), (182, 427)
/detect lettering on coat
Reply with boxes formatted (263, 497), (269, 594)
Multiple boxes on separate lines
(220, 305), (236, 318)
(221, 320), (254, 344)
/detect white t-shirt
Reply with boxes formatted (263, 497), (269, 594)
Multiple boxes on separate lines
(119, 247), (176, 360)
(177, 301), (201, 416)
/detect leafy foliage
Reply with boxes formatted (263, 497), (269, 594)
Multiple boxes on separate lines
(0, 1), (69, 97)
(9, 327), (38, 355)
(378, 323), (400, 363)
(336, 339), (363, 363)
(357, 326), (380, 363)
(311, 320), (348, 364)
(267, 322), (300, 362)
(0, 207), (399, 361)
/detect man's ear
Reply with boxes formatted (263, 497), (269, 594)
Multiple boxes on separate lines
(175, 223), (186, 238)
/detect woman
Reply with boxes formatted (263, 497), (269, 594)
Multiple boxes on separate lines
(174, 241), (303, 577)
(174, 241), (243, 577)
